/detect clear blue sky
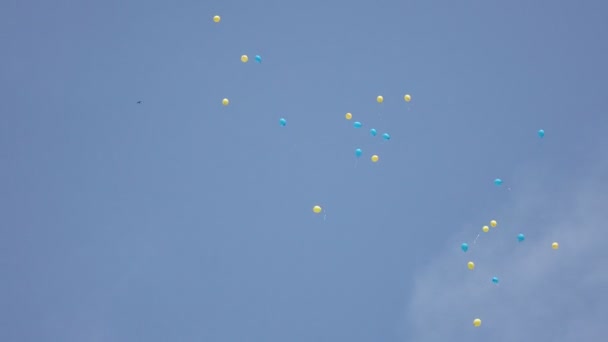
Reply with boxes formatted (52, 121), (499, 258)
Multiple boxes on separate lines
(2, 0), (607, 341)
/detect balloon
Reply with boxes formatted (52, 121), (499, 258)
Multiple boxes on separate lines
(552, 242), (559, 250)
(222, 98), (229, 106)
(473, 318), (481, 327)
(377, 95), (384, 103)
(492, 276), (499, 284)
(241, 55), (249, 63)
(345, 113), (352, 120)
(355, 148), (362, 157)
(517, 233), (525, 242)
(404, 94), (411, 102)
(461, 243), (469, 252)
(213, 15), (221, 23)
(494, 178), (503, 186)
(467, 261), (475, 270)
(313, 205), (322, 214)
(371, 155), (379, 163)
(382, 133), (391, 140)
(490, 220), (497, 228)
(370, 128), (377, 136)
(482, 225), (490, 233)
(279, 118), (287, 126)
(538, 129), (545, 138)
(255, 55), (262, 63)
(354, 121), (362, 128)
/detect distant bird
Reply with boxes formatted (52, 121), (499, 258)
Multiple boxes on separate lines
(137, 101), (142, 104)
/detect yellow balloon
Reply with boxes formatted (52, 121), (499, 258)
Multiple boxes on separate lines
(313, 205), (322, 214)
(377, 95), (384, 103)
(371, 155), (379, 163)
(473, 318), (481, 327)
(490, 220), (497, 227)
(222, 98), (229, 106)
(404, 94), (411, 102)
(552, 242), (559, 250)
(345, 112), (352, 120)
(241, 55), (249, 63)
(467, 261), (475, 270)
(213, 15), (221, 23)
(482, 225), (489, 233)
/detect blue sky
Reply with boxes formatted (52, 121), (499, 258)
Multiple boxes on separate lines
(1, 0), (607, 341)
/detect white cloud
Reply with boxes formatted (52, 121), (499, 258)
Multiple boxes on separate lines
(404, 161), (608, 342)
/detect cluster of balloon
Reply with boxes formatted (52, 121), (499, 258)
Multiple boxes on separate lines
(240, 54), (263, 63)
(462, 188), (560, 329)
(345, 94), (412, 164)
(214, 15), (262, 112)
(210, 16), (559, 334)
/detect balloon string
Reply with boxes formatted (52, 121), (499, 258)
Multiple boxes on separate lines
(473, 233), (480, 244)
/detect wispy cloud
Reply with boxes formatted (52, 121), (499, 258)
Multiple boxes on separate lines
(405, 161), (608, 342)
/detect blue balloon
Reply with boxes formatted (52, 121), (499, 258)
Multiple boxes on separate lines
(517, 233), (525, 242)
(461, 243), (469, 252)
(279, 118), (286, 126)
(494, 178), (503, 186)
(492, 276), (499, 284)
(355, 148), (362, 157)
(382, 133), (391, 140)
(255, 55), (262, 63)
(538, 129), (545, 138)
(370, 128), (377, 136)
(354, 121), (362, 128)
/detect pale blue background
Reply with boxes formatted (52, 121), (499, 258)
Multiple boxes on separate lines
(2, 0), (607, 341)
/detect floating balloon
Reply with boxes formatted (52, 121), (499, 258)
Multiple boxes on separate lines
(492, 276), (499, 284)
(404, 94), (412, 102)
(482, 225), (490, 233)
(222, 98), (229, 106)
(517, 233), (525, 242)
(461, 243), (469, 252)
(538, 129), (545, 138)
(473, 318), (481, 327)
(490, 220), (497, 228)
(370, 128), (377, 136)
(377, 95), (383, 103)
(552, 242), (559, 250)
(241, 55), (249, 63)
(355, 148), (362, 157)
(494, 178), (503, 186)
(354, 121), (362, 128)
(213, 15), (221, 23)
(313, 205), (322, 214)
(255, 55), (262, 63)
(371, 155), (379, 163)
(345, 112), (352, 120)
(382, 133), (391, 140)
(279, 118), (287, 126)
(467, 261), (475, 270)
